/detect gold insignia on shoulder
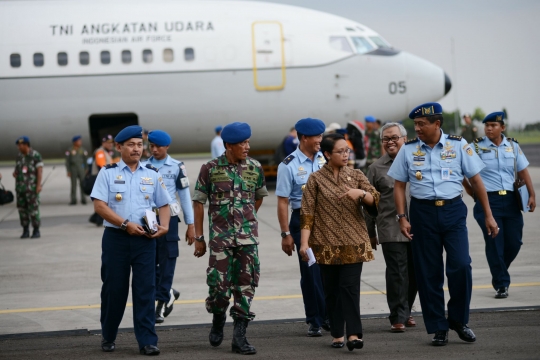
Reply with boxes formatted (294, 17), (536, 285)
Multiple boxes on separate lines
(115, 193), (122, 201)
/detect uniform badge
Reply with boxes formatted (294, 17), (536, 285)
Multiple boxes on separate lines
(413, 162), (424, 166)
(142, 187), (146, 191)
(318, 157), (326, 165)
(466, 147), (473, 156)
(116, 175), (122, 180)
(301, 184), (306, 192)
(415, 171), (422, 180)
(65, 151), (70, 156)
(22, 166), (28, 174)
(141, 177), (154, 185)
(412, 146), (426, 157)
(519, 149), (523, 155)
(71, 150), (76, 156)
(115, 193), (122, 201)
(161, 181), (166, 189)
(505, 148), (512, 152)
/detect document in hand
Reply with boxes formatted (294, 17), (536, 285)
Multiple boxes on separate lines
(518, 185), (530, 213)
(143, 209), (158, 234)
(306, 248), (317, 267)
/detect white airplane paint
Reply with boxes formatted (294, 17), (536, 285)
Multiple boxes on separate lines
(0, 0), (451, 159)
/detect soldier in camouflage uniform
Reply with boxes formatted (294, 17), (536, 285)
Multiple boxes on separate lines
(65, 135), (88, 205)
(461, 113), (478, 143)
(192, 122), (268, 355)
(13, 136), (43, 239)
(363, 115), (383, 173)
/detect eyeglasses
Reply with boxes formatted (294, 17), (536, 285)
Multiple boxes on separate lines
(333, 148), (351, 156)
(382, 135), (404, 143)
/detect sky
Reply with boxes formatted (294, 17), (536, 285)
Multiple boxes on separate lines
(245, 0), (540, 128)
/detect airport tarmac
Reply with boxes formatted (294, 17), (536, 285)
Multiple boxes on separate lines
(0, 153), (539, 339)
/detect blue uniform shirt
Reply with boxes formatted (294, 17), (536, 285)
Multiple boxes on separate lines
(211, 136), (225, 159)
(473, 135), (529, 192)
(91, 159), (172, 228)
(388, 130), (485, 200)
(276, 148), (326, 209)
(145, 155), (194, 224)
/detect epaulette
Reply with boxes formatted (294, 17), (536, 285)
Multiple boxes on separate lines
(282, 155), (295, 165)
(447, 134), (463, 141)
(145, 164), (159, 172)
(405, 138), (418, 145)
(507, 137), (519, 143)
(474, 136), (484, 143)
(104, 163), (118, 169)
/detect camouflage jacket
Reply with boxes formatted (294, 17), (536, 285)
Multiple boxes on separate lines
(14, 149), (44, 193)
(366, 129), (381, 163)
(193, 154), (269, 248)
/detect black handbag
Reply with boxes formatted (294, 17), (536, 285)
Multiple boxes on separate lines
(0, 181), (14, 205)
(82, 173), (97, 196)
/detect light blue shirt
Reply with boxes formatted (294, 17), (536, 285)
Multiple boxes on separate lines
(211, 135), (225, 159)
(388, 130), (485, 200)
(276, 148), (326, 209)
(473, 135), (529, 192)
(90, 159), (172, 228)
(145, 155), (194, 224)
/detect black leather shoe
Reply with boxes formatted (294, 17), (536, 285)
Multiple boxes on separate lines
(322, 318), (331, 332)
(346, 339), (364, 351)
(69, 201), (76, 205)
(307, 324), (322, 337)
(209, 313), (227, 347)
(449, 321), (476, 342)
(101, 338), (115, 352)
(140, 345), (160, 355)
(20, 227), (30, 239)
(431, 330), (448, 346)
(232, 319), (256, 355)
(163, 288), (180, 317)
(331, 341), (344, 348)
(155, 300), (165, 323)
(495, 287), (508, 299)
(31, 228), (40, 238)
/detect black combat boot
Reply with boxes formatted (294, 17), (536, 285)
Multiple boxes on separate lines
(209, 313), (227, 347)
(20, 227), (30, 239)
(31, 227), (40, 238)
(155, 300), (165, 323)
(232, 318), (256, 355)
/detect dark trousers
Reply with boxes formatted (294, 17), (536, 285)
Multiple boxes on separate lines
(319, 263), (363, 339)
(410, 198), (472, 334)
(381, 242), (417, 325)
(101, 228), (158, 350)
(155, 216), (180, 302)
(473, 193), (523, 289)
(290, 209), (326, 327)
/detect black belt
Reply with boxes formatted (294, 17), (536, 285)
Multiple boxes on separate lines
(292, 208), (301, 213)
(105, 227), (124, 233)
(411, 195), (462, 207)
(487, 190), (513, 196)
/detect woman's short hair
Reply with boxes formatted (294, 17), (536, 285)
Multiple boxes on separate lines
(321, 133), (345, 159)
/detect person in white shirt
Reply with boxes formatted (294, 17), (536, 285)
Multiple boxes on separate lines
(210, 125), (225, 159)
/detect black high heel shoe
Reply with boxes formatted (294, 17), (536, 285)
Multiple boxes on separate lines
(346, 339), (364, 351)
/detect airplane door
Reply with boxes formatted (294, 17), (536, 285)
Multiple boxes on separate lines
(88, 113), (138, 151)
(251, 21), (286, 91)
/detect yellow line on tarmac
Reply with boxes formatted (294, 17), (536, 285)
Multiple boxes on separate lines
(1, 282), (539, 315)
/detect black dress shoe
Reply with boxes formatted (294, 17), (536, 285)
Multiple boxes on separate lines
(495, 287), (508, 299)
(31, 228), (40, 238)
(307, 324), (322, 337)
(322, 318), (331, 332)
(101, 338), (115, 352)
(449, 321), (476, 342)
(431, 330), (448, 346)
(331, 341), (344, 348)
(164, 288), (180, 317)
(346, 339), (364, 351)
(155, 301), (165, 323)
(140, 345), (160, 356)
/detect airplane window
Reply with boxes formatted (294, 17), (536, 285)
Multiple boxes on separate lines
(369, 36), (392, 49)
(79, 51), (90, 65)
(163, 48), (174, 63)
(351, 37), (375, 54)
(184, 48), (195, 61)
(101, 51), (111, 65)
(122, 50), (131, 64)
(33, 53), (44, 67)
(329, 36), (353, 53)
(143, 49), (153, 63)
(10, 54), (21, 68)
(57, 52), (68, 66)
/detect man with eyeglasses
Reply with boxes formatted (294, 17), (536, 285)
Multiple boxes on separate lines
(365, 123), (417, 333)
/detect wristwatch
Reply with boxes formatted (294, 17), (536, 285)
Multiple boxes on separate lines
(280, 231), (291, 238)
(195, 235), (205, 242)
(396, 214), (407, 222)
(120, 219), (129, 231)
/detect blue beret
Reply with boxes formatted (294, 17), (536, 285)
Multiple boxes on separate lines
(295, 118), (326, 136)
(15, 136), (30, 145)
(115, 125), (143, 143)
(335, 128), (348, 135)
(148, 130), (172, 146)
(221, 122), (251, 144)
(409, 102), (443, 119)
(72, 135), (82, 143)
(365, 115), (376, 123)
(215, 125), (223, 133)
(483, 111), (505, 124)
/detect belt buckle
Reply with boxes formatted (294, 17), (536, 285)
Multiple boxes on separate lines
(435, 200), (445, 207)
(498, 190), (507, 195)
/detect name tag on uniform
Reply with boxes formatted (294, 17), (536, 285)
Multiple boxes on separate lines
(297, 171), (307, 176)
(441, 168), (450, 180)
(114, 180), (125, 184)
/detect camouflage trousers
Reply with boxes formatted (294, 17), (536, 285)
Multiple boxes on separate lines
(206, 245), (260, 321)
(16, 191), (40, 228)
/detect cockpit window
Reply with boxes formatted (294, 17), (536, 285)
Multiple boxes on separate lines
(351, 37), (375, 54)
(369, 36), (392, 49)
(329, 36), (353, 53)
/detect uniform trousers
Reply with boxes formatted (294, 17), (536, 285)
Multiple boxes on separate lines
(410, 198), (472, 334)
(155, 216), (180, 302)
(381, 242), (417, 325)
(319, 263), (363, 339)
(69, 165), (86, 203)
(16, 190), (40, 228)
(101, 228), (158, 349)
(473, 193), (523, 289)
(290, 209), (326, 327)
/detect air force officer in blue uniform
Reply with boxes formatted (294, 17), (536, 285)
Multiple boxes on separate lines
(387, 103), (499, 346)
(91, 125), (172, 355)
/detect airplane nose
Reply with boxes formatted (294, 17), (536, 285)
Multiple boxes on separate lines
(444, 72), (452, 95)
